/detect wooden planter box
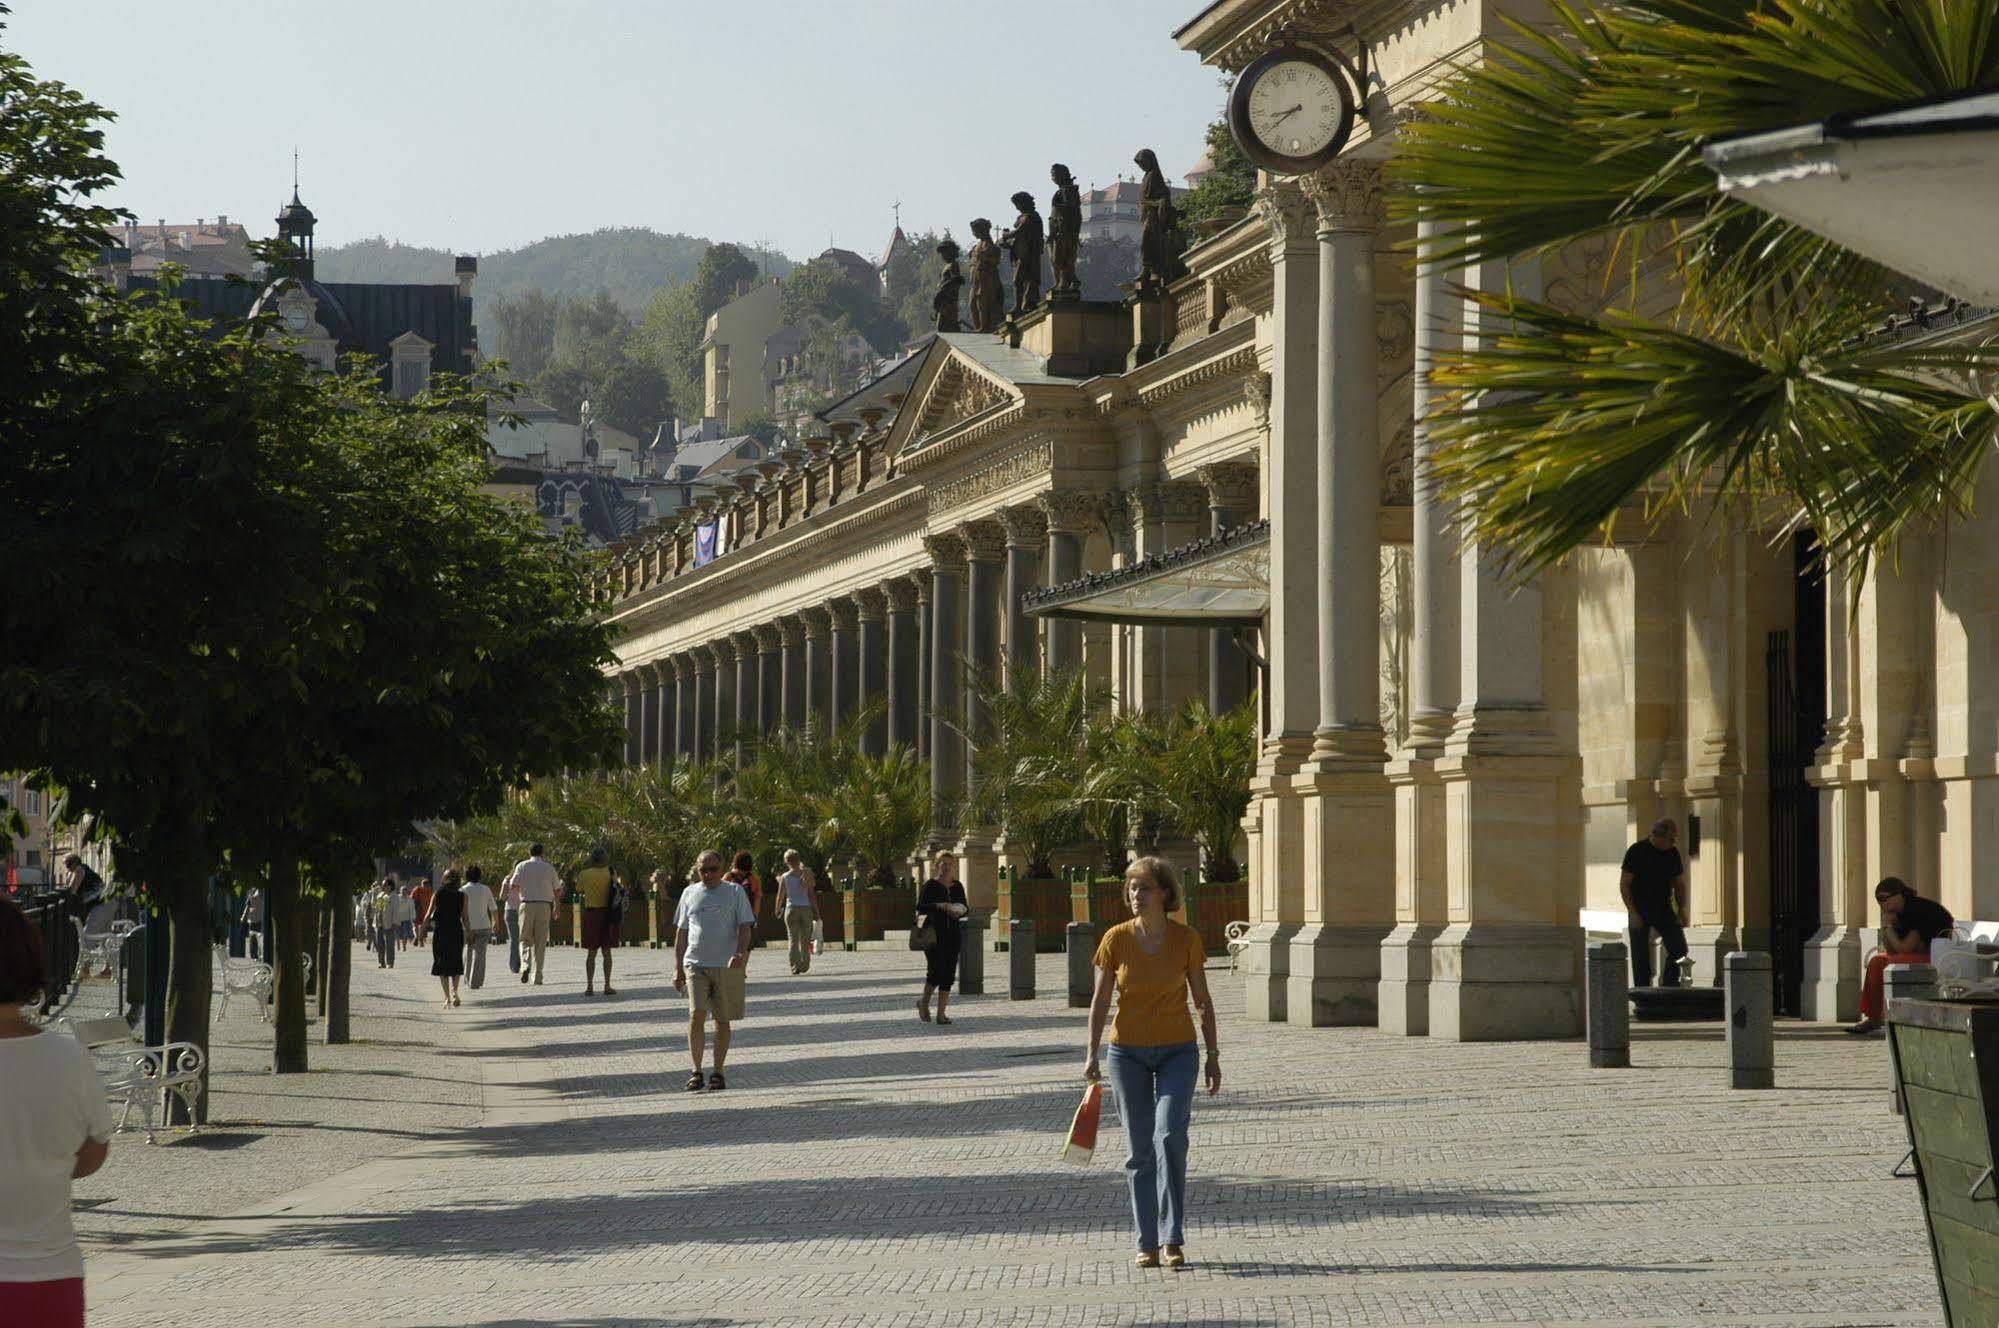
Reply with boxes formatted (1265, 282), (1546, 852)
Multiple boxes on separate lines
(1073, 876), (1127, 928)
(1889, 997), (1999, 1325)
(816, 889), (845, 946)
(1185, 878), (1249, 956)
(999, 875), (1069, 951)
(841, 885), (914, 948)
(618, 895), (651, 947)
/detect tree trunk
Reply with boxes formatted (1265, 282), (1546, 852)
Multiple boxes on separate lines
(314, 893), (331, 1016)
(324, 875), (354, 1045)
(268, 859), (309, 1074)
(163, 882), (214, 1125)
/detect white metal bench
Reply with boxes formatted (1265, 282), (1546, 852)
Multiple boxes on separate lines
(214, 945), (273, 1022)
(1225, 921), (1252, 972)
(62, 1015), (204, 1144)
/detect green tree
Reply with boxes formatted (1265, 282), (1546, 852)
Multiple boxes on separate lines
(638, 282), (708, 425)
(1396, 0), (1999, 576)
(1158, 702), (1256, 884)
(487, 288), (558, 379)
(1178, 117), (1257, 238)
(955, 668), (1109, 879)
(780, 258), (903, 355)
(816, 743), (928, 888)
(555, 288), (633, 363)
(695, 242), (761, 318)
(595, 352), (673, 438)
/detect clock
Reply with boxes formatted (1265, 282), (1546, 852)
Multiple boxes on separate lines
(1226, 43), (1360, 175)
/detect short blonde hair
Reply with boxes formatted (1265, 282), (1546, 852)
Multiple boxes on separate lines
(932, 849), (954, 867)
(1127, 856), (1181, 912)
(784, 848), (803, 867)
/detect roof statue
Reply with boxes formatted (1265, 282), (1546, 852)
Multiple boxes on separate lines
(1048, 164), (1082, 299)
(932, 239), (965, 333)
(1134, 147), (1183, 289)
(1000, 191), (1044, 318)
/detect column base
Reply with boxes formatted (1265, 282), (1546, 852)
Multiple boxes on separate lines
(1428, 923), (1583, 1041)
(1378, 923), (1442, 1036)
(1285, 924), (1390, 1027)
(953, 832), (999, 912)
(1684, 925), (1739, 987)
(1801, 925), (1862, 1022)
(1240, 922), (1296, 1023)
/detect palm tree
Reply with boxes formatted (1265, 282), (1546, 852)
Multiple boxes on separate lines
(1395, 1), (1999, 576)
(1075, 707), (1171, 873)
(954, 666), (1110, 879)
(816, 745), (930, 887)
(1158, 701), (1257, 885)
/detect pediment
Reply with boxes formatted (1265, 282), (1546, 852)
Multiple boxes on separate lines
(886, 337), (1024, 456)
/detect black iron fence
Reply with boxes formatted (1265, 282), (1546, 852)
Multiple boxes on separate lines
(21, 893), (81, 1016)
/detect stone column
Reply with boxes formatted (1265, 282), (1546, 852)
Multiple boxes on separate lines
(1243, 179), (1319, 1023)
(754, 624), (783, 736)
(1804, 563), (1866, 1020)
(1382, 215), (1460, 1035)
(802, 605), (832, 726)
(780, 618), (806, 730)
(856, 587), (888, 755)
(917, 576), (933, 763)
(1197, 460), (1260, 716)
(713, 640), (738, 763)
(674, 655), (697, 760)
(1684, 525), (1745, 982)
(732, 633), (757, 764)
(885, 578), (921, 752)
(694, 645), (718, 760)
(1000, 506), (1045, 684)
(621, 671), (642, 766)
(1038, 491), (1096, 675)
(636, 666), (659, 766)
(1429, 255), (1583, 1041)
(926, 533), (967, 839)
(829, 597), (860, 732)
(1158, 480), (1209, 707)
(1288, 159), (1393, 1028)
(961, 519), (1007, 734)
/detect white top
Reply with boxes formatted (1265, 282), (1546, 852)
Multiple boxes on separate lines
(460, 882), (498, 930)
(0, 1028), (115, 1282)
(779, 870), (816, 909)
(674, 882), (755, 969)
(507, 856), (562, 904)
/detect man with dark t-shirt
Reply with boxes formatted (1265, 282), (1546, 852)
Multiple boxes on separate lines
(1621, 818), (1689, 988)
(1847, 877), (1954, 1036)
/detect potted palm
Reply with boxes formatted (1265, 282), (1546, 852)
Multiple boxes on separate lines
(1158, 701), (1256, 953)
(1073, 708), (1170, 925)
(819, 745), (929, 948)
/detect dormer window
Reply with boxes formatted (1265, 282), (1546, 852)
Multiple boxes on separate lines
(389, 331), (433, 400)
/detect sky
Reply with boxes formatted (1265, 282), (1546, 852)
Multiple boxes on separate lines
(10, 0), (1227, 263)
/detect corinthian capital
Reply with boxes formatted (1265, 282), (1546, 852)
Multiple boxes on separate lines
(1302, 159), (1385, 235)
(1253, 180), (1315, 253)
(1036, 489), (1101, 536)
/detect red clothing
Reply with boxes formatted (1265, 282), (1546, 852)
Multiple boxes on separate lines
(1861, 951), (1930, 1022)
(725, 870), (762, 918)
(411, 884), (435, 925)
(0, 1277), (84, 1328)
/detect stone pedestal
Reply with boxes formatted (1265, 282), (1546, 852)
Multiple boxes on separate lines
(1286, 924), (1390, 1027)
(1801, 924), (1862, 1022)
(1290, 770), (1394, 1026)
(1683, 925), (1738, 987)
(1011, 296), (1128, 377)
(1586, 940), (1631, 1068)
(952, 831), (999, 913)
(1378, 922), (1441, 1037)
(1429, 923), (1584, 1041)
(1125, 282), (1171, 368)
(1382, 758), (1449, 1036)
(1725, 951), (1774, 1089)
(1240, 921), (1297, 1024)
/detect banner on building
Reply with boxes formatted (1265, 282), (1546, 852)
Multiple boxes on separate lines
(693, 521), (718, 567)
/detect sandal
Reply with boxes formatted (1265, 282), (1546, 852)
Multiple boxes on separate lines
(708, 1071), (727, 1090)
(916, 997), (932, 1023)
(684, 1072), (705, 1092)
(1162, 1245), (1186, 1269)
(1134, 1250), (1161, 1269)
(935, 1015), (954, 1025)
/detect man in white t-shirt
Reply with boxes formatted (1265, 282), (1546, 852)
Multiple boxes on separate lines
(459, 868), (499, 990)
(673, 849), (755, 1092)
(505, 845), (563, 986)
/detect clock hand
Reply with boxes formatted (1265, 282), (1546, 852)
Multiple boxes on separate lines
(1268, 104), (1304, 125)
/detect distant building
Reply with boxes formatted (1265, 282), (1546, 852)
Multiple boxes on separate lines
(700, 279), (784, 431)
(1, 775), (56, 893)
(111, 215), (256, 281)
(97, 190), (478, 397)
(875, 225), (909, 296)
(1082, 175), (1190, 245)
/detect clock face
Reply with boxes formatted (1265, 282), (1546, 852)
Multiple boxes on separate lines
(1227, 45), (1358, 174)
(1247, 59), (1345, 159)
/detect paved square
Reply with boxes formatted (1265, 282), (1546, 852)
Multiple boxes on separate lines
(79, 942), (1940, 1326)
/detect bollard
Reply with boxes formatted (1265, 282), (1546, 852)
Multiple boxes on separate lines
(1067, 922), (1099, 1008)
(1885, 962), (1938, 1115)
(1009, 919), (1036, 1000)
(1586, 940), (1631, 1068)
(959, 912), (986, 996)
(1724, 951), (1774, 1089)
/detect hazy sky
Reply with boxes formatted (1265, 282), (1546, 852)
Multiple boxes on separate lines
(10, 0), (1226, 262)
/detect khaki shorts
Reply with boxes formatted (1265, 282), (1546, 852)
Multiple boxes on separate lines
(685, 965), (746, 1021)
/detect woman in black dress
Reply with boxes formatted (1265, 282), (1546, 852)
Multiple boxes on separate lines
(917, 850), (969, 1025)
(429, 869), (467, 1008)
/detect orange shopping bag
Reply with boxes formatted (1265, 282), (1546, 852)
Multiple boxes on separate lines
(1062, 1081), (1103, 1166)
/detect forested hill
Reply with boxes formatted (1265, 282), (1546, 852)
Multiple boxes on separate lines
(315, 227), (795, 312)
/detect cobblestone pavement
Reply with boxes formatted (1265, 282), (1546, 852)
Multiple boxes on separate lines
(82, 940), (1941, 1327)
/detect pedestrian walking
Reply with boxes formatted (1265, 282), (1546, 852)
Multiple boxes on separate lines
(411, 876), (435, 947)
(1620, 818), (1689, 988)
(429, 870), (466, 1007)
(916, 850), (968, 1024)
(460, 867), (498, 990)
(500, 867), (522, 975)
(238, 886), (265, 960)
(574, 848), (619, 996)
(723, 851), (764, 946)
(394, 884), (415, 952)
(0, 895), (114, 1328)
(1083, 856), (1221, 1270)
(506, 844), (562, 986)
(777, 849), (821, 975)
(673, 850), (755, 1091)
(368, 879), (398, 969)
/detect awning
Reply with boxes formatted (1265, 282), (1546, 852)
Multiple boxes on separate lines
(1702, 90), (1999, 306)
(1022, 520), (1268, 628)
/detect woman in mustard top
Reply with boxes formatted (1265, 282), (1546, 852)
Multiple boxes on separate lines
(1084, 856), (1221, 1269)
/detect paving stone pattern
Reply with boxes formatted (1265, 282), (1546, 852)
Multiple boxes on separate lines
(82, 941), (1941, 1327)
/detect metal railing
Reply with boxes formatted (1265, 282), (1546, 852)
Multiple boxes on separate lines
(21, 893), (82, 1016)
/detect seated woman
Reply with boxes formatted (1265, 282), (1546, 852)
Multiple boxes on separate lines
(1848, 876), (1954, 1036)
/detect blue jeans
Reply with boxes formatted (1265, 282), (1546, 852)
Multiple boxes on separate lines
(1104, 1040), (1198, 1251)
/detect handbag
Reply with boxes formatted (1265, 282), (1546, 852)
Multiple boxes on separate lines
(910, 914), (938, 951)
(1062, 1082), (1103, 1166)
(606, 884), (627, 928)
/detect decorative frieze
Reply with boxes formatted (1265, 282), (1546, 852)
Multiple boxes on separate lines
(927, 440), (1056, 514)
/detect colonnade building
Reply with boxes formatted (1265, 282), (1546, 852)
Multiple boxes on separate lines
(605, 0), (1999, 1040)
